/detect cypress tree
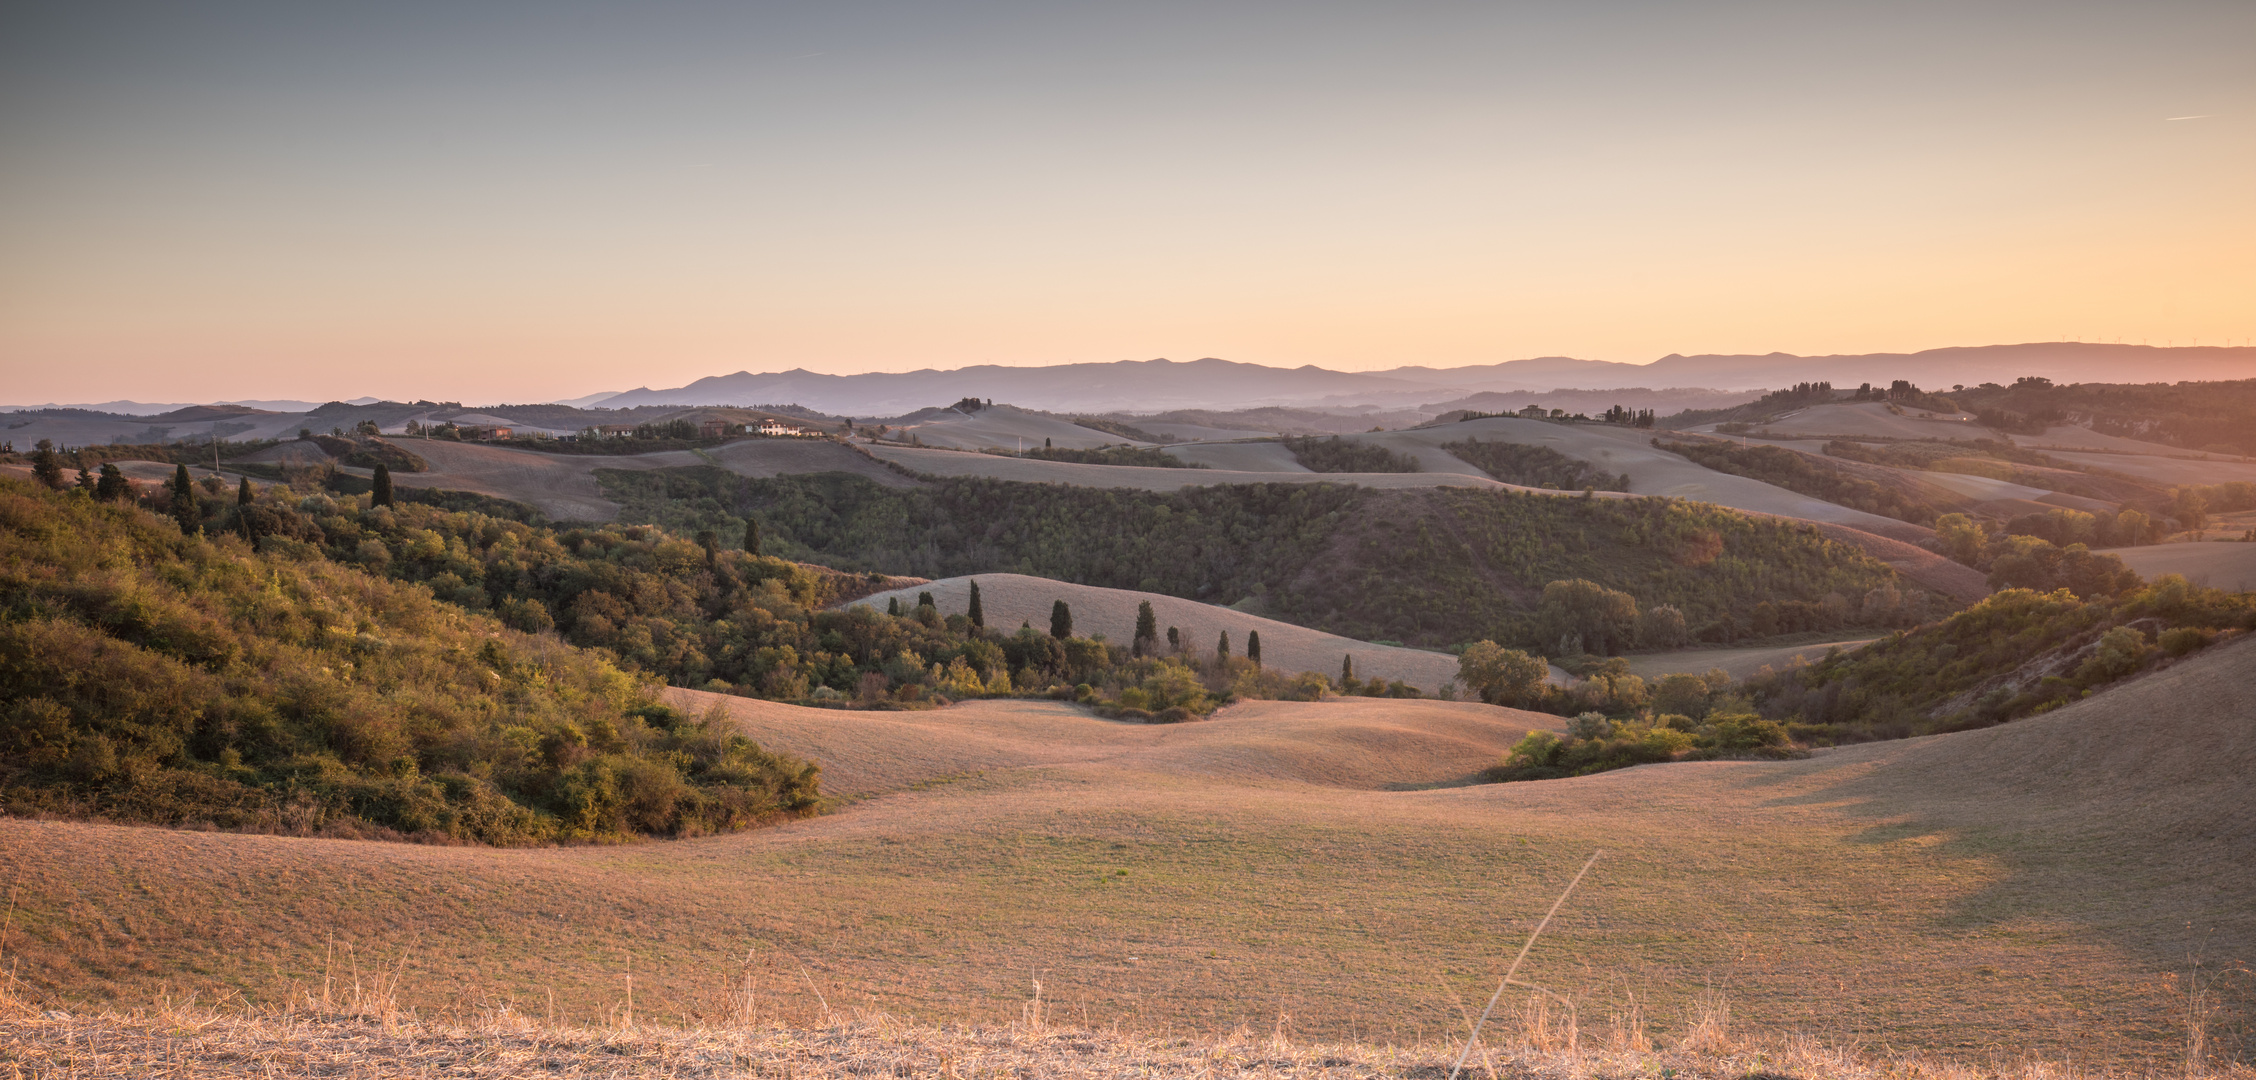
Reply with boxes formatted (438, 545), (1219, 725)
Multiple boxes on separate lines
(30, 439), (62, 490)
(1247, 630), (1261, 666)
(917, 590), (936, 610)
(1133, 601), (1157, 655)
(968, 580), (985, 628)
(75, 465), (94, 491)
(94, 463), (129, 502)
(888, 596), (901, 616)
(696, 529), (719, 567)
(744, 517), (762, 556)
(1050, 599), (1073, 639)
(170, 464), (198, 535)
(1341, 654), (1354, 682)
(371, 462), (394, 507)
(1216, 630), (1230, 658)
(1167, 626), (1180, 652)
(237, 476), (254, 505)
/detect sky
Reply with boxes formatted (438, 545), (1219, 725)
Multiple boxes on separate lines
(2, 0), (2251, 404)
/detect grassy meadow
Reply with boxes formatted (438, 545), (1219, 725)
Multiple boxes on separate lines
(2, 645), (2249, 1070)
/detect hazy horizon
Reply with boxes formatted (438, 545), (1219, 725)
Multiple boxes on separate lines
(4, 1), (2251, 404)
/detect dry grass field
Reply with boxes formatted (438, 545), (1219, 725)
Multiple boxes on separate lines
(887, 406), (1140, 452)
(863, 444), (1509, 493)
(845, 575), (1463, 692)
(1713, 403), (1992, 442)
(2042, 450), (2256, 487)
(1, 636), (2250, 1071)
(371, 438), (914, 520)
(2114, 542), (2256, 592)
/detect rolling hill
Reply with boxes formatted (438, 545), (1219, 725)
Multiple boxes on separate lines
(3, 636), (2247, 1068)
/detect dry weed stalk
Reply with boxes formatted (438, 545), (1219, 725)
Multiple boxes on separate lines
(1448, 849), (1600, 1080)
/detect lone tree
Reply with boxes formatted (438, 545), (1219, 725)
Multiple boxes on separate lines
(30, 439), (62, 490)
(1166, 626), (1180, 652)
(968, 580), (985, 628)
(743, 517), (762, 556)
(95, 463), (130, 502)
(170, 464), (198, 536)
(888, 596), (902, 616)
(1246, 630), (1261, 666)
(1133, 601), (1158, 656)
(1456, 640), (1549, 707)
(1341, 654), (1354, 683)
(1050, 599), (1073, 639)
(236, 476), (254, 505)
(1216, 630), (1230, 658)
(371, 462), (395, 507)
(696, 529), (719, 567)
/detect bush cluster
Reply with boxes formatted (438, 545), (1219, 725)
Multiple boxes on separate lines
(1280, 436), (1423, 473)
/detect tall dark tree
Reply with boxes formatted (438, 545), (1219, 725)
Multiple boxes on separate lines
(1216, 630), (1230, 658)
(696, 529), (719, 567)
(237, 476), (255, 505)
(1133, 600), (1158, 656)
(30, 439), (62, 490)
(1246, 630), (1261, 666)
(371, 462), (395, 507)
(1050, 599), (1073, 639)
(170, 464), (198, 536)
(1341, 654), (1354, 683)
(968, 580), (985, 628)
(1167, 626), (1180, 652)
(94, 463), (129, 503)
(73, 465), (94, 491)
(744, 517), (762, 556)
(917, 590), (936, 610)
(887, 596), (901, 615)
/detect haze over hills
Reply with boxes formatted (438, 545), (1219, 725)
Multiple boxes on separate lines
(578, 343), (2256, 416)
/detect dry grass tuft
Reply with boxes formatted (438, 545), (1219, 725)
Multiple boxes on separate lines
(3, 1001), (2247, 1080)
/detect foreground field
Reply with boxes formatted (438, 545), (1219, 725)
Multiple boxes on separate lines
(0, 640), (2249, 1069)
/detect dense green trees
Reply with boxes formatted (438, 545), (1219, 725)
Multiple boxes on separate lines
(1005, 445), (1203, 468)
(1282, 436), (1422, 473)
(603, 469), (1927, 650)
(0, 477), (820, 844)
(1748, 575), (2254, 739)
(1455, 641), (1549, 706)
(30, 440), (63, 490)
(1444, 438), (1630, 492)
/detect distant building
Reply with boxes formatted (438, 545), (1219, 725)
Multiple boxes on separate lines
(459, 425), (512, 441)
(594, 424), (637, 438)
(1517, 404), (1548, 418)
(758, 419), (805, 437)
(698, 420), (732, 439)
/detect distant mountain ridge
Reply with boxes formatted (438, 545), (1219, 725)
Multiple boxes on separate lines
(590, 343), (2256, 416)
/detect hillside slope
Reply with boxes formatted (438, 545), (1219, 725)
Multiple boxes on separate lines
(2, 642), (2246, 1067)
(847, 575), (1462, 691)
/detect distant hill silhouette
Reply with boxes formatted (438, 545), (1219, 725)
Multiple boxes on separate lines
(588, 344), (2256, 415)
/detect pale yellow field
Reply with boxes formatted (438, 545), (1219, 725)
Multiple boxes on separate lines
(1, 638), (2249, 1069)
(1720, 402), (1993, 442)
(2114, 541), (2256, 591)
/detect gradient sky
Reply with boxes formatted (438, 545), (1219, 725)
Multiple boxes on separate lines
(3, 0), (2251, 404)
